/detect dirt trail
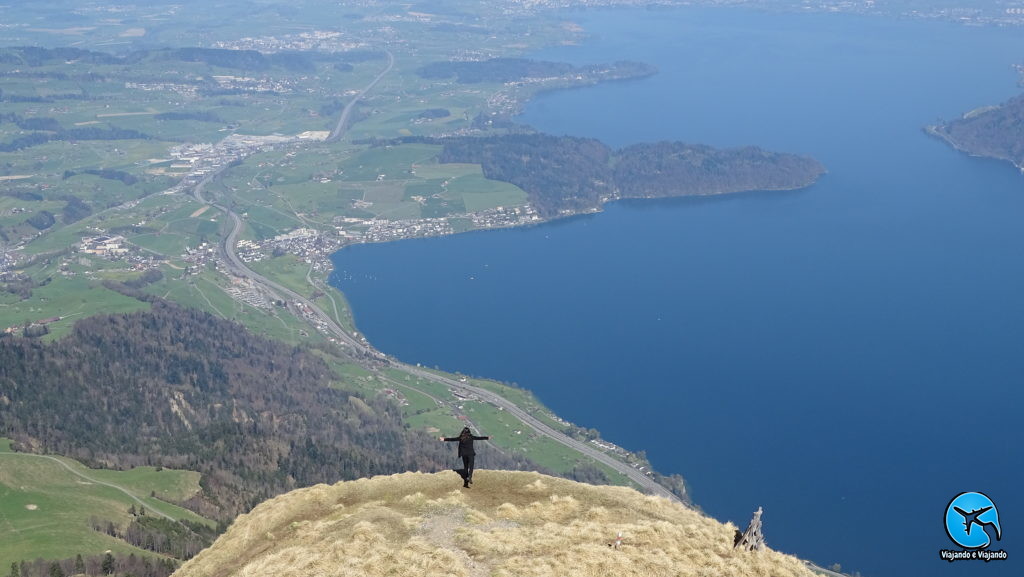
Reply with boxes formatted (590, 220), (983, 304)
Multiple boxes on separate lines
(0, 452), (175, 520)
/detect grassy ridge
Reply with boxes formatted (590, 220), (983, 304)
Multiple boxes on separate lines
(174, 471), (816, 577)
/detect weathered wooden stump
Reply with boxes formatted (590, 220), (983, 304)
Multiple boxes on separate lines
(734, 506), (766, 551)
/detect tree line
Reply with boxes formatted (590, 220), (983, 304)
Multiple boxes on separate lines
(0, 300), (547, 520)
(9, 553), (176, 577)
(90, 507), (219, 561)
(0, 124), (151, 153)
(63, 169), (139, 186)
(421, 133), (825, 217)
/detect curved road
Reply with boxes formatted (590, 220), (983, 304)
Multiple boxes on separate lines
(402, 364), (679, 501)
(213, 211), (678, 499)
(151, 47), (845, 575)
(194, 49), (681, 504)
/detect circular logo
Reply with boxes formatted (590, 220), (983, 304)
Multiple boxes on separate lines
(945, 492), (1002, 549)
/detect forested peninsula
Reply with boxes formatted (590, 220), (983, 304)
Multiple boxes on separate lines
(395, 133), (826, 217)
(928, 93), (1024, 170)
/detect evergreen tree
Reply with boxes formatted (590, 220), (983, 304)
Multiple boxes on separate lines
(73, 555), (85, 575)
(101, 554), (115, 576)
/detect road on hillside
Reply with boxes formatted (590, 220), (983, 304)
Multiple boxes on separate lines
(188, 49), (682, 504)
(0, 453), (175, 520)
(401, 364), (680, 501)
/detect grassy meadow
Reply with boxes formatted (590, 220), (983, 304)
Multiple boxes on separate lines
(0, 440), (210, 569)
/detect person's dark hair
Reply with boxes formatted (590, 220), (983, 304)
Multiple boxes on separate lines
(459, 426), (472, 439)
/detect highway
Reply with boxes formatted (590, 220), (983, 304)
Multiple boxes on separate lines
(401, 364), (680, 501)
(170, 49), (852, 576)
(212, 202), (680, 500)
(326, 50), (395, 143)
(188, 50), (682, 504)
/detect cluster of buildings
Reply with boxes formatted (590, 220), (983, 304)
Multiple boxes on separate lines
(212, 30), (365, 53)
(293, 301), (337, 337)
(168, 142), (215, 165)
(229, 228), (345, 272)
(182, 241), (218, 272)
(79, 234), (129, 257)
(235, 239), (264, 263)
(72, 235), (165, 274)
(0, 252), (14, 274)
(381, 388), (409, 406)
(210, 75), (296, 94)
(314, 206), (539, 252)
(165, 133), (320, 196)
(2, 315), (62, 336)
(485, 90), (519, 116)
(223, 276), (271, 310)
(362, 217), (454, 243)
(0, 206), (28, 217)
(125, 81), (199, 98)
(589, 438), (630, 459)
(269, 228), (339, 262)
(468, 205), (540, 229)
(449, 387), (481, 403)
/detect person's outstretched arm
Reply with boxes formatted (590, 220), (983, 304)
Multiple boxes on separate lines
(472, 435), (490, 440)
(440, 436), (458, 441)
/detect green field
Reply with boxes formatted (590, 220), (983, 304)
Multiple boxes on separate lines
(366, 367), (635, 488)
(142, 270), (327, 346)
(448, 173), (528, 211)
(130, 231), (196, 257)
(0, 440), (210, 569)
(247, 255), (316, 298)
(218, 142), (528, 228)
(0, 277), (151, 340)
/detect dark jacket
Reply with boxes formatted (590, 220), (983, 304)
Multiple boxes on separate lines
(444, 430), (489, 456)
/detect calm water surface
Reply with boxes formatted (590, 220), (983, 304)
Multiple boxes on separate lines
(332, 8), (1024, 576)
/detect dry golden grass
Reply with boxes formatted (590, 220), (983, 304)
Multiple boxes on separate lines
(174, 471), (817, 577)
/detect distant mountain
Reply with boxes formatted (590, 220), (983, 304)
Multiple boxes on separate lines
(928, 93), (1024, 169)
(174, 470), (819, 577)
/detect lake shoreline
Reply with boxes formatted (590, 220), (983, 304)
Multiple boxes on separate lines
(330, 7), (1024, 576)
(924, 123), (1024, 173)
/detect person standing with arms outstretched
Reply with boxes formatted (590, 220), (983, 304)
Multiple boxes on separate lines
(440, 426), (490, 488)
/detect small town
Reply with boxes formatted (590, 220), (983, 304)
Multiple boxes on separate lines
(209, 75), (297, 94)
(0, 251), (14, 275)
(212, 30), (366, 53)
(72, 235), (167, 274)
(163, 132), (328, 195)
(361, 217), (454, 243)
(124, 81), (199, 98)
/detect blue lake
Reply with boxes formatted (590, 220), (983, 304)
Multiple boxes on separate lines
(331, 8), (1024, 576)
